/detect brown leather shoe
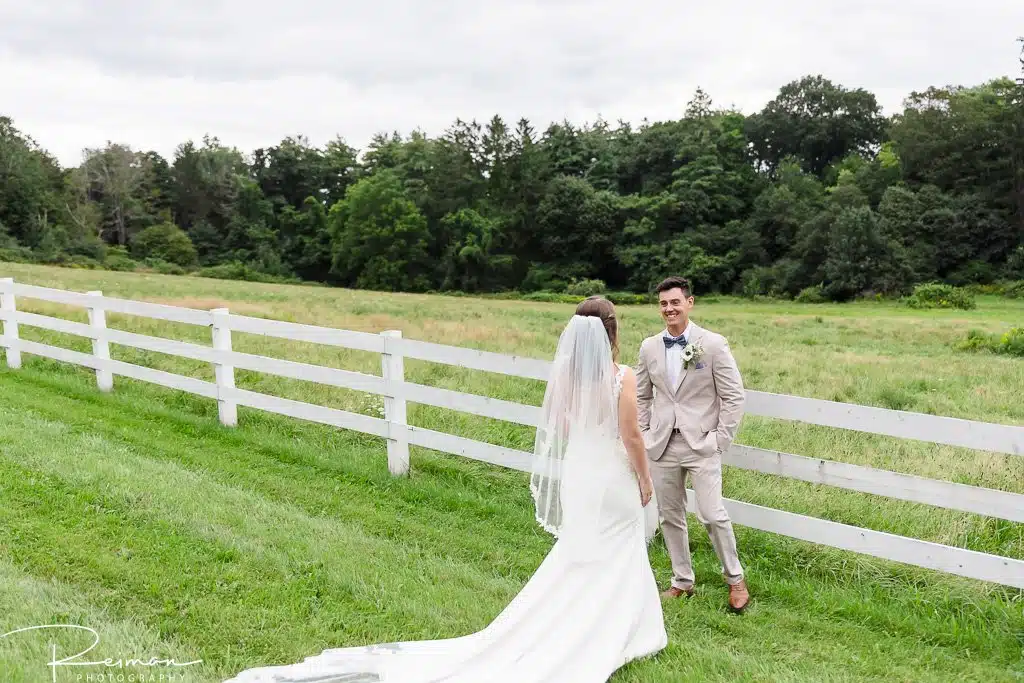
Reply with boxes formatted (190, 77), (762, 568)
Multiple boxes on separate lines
(661, 586), (694, 599)
(728, 580), (750, 612)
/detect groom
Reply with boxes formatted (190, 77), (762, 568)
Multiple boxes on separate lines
(635, 276), (750, 612)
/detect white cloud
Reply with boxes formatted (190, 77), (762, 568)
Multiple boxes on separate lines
(1, 0), (1020, 167)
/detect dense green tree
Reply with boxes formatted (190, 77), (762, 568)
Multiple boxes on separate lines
(329, 170), (433, 291)
(170, 136), (249, 250)
(130, 222), (198, 266)
(278, 196), (332, 282)
(79, 143), (151, 246)
(822, 206), (913, 300)
(438, 208), (515, 291)
(745, 75), (886, 178)
(536, 175), (619, 276)
(1, 67), (1021, 301)
(0, 117), (64, 248)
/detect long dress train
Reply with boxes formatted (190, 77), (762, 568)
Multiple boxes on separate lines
(224, 364), (667, 683)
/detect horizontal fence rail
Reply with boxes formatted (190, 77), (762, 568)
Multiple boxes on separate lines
(1, 277), (1022, 590)
(745, 390), (1024, 456)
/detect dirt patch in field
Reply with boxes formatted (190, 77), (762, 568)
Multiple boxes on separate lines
(326, 313), (403, 332)
(146, 297), (275, 317)
(420, 319), (537, 348)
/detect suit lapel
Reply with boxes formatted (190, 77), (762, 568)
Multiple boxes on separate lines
(649, 331), (671, 396)
(674, 323), (704, 397)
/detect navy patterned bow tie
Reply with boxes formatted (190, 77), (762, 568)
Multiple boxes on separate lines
(663, 334), (687, 348)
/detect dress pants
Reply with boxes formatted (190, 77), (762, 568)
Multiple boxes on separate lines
(649, 432), (743, 589)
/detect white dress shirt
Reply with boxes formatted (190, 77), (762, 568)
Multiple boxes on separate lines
(664, 321), (692, 391)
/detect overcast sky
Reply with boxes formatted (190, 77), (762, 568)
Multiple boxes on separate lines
(1, 1), (1020, 168)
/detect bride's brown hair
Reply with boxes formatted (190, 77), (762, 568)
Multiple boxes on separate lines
(575, 296), (619, 361)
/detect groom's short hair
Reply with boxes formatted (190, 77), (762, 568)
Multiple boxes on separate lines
(656, 276), (692, 298)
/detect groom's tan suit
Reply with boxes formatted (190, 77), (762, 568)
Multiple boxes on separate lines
(636, 321), (745, 590)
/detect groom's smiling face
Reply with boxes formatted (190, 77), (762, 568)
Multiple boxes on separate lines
(658, 287), (693, 331)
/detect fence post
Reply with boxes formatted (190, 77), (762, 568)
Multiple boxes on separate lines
(211, 308), (237, 427)
(0, 277), (21, 369)
(381, 330), (409, 476)
(86, 291), (114, 392)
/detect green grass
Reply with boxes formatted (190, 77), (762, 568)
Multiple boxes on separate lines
(0, 262), (1022, 682)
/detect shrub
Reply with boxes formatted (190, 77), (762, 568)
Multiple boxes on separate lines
(946, 260), (997, 287)
(58, 254), (101, 269)
(998, 327), (1024, 357)
(605, 292), (654, 306)
(521, 291), (581, 304)
(742, 265), (785, 298)
(964, 282), (1004, 295)
(955, 327), (1024, 358)
(521, 265), (567, 293)
(462, 289), (653, 306)
(904, 283), (976, 310)
(969, 280), (1024, 297)
(795, 285), (826, 304)
(565, 278), (606, 297)
(1001, 281), (1024, 299)
(198, 261), (298, 284)
(145, 258), (188, 275)
(0, 245), (37, 263)
(104, 246), (138, 272)
(740, 259), (802, 299)
(1004, 246), (1024, 279)
(954, 329), (992, 352)
(199, 262), (257, 281)
(131, 223), (198, 267)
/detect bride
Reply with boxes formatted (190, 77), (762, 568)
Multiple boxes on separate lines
(224, 296), (668, 682)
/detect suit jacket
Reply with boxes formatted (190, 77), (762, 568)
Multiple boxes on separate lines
(635, 322), (745, 461)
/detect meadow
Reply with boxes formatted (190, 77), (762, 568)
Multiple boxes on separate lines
(0, 261), (1022, 682)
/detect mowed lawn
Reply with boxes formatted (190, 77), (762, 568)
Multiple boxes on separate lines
(0, 262), (1022, 682)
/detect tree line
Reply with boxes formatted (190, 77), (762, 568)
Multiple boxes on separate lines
(2, 67), (1023, 302)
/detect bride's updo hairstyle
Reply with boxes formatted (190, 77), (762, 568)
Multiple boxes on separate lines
(575, 295), (619, 361)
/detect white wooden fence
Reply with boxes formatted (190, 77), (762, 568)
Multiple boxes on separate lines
(1, 276), (1023, 589)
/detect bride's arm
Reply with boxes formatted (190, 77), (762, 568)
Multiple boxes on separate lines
(635, 343), (653, 433)
(618, 368), (653, 490)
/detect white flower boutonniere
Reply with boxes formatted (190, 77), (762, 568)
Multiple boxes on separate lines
(682, 340), (705, 370)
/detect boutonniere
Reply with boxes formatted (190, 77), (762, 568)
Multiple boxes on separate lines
(682, 340), (705, 370)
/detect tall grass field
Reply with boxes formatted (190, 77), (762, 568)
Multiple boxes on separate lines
(0, 262), (1022, 682)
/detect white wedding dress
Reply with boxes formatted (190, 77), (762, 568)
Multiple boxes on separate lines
(225, 317), (667, 683)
